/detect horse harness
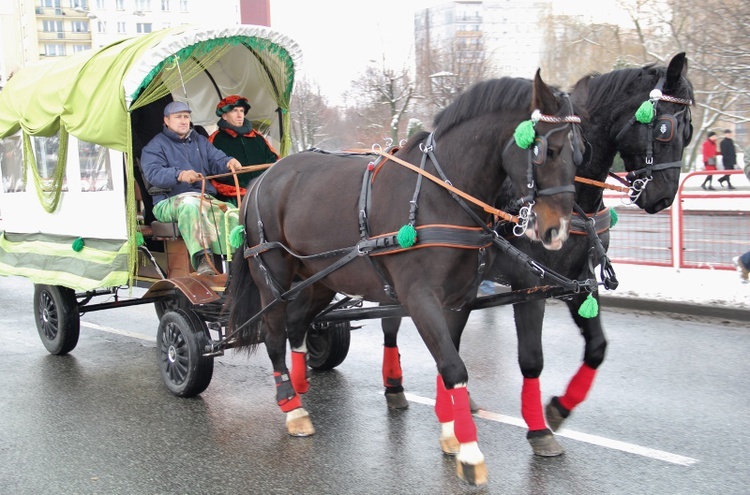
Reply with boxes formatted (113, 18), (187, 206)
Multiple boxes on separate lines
(242, 120), (596, 312)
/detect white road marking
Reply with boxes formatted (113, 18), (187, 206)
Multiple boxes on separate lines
(403, 392), (699, 466)
(82, 321), (156, 343)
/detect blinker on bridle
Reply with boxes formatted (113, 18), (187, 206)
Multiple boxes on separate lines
(613, 77), (693, 202)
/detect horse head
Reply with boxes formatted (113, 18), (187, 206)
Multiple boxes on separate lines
(502, 70), (588, 250)
(596, 53), (694, 214)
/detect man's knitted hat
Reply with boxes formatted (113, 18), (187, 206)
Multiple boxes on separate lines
(216, 95), (251, 117)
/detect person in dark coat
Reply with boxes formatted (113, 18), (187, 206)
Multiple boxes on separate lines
(141, 101), (241, 276)
(718, 129), (738, 189)
(208, 95), (279, 203)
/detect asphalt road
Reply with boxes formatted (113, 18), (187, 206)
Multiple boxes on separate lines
(1, 275), (749, 494)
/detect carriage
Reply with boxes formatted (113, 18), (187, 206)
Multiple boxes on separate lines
(0, 24), (305, 391)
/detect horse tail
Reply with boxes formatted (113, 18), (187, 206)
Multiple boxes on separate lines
(225, 248), (263, 354)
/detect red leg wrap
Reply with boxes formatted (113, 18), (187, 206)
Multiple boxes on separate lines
(450, 386), (477, 443)
(274, 371), (303, 413)
(382, 346), (403, 388)
(278, 393), (302, 413)
(559, 363), (597, 412)
(522, 377), (547, 431)
(434, 374), (454, 423)
(291, 351), (309, 394)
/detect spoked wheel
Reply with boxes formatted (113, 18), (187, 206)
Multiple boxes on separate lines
(156, 308), (214, 397)
(306, 321), (351, 370)
(33, 284), (80, 355)
(154, 292), (191, 321)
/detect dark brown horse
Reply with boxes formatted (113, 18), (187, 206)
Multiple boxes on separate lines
(378, 53), (694, 456)
(226, 71), (588, 485)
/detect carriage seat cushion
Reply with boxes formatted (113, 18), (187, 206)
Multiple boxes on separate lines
(150, 221), (181, 239)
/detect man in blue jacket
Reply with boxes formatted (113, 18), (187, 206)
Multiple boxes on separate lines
(141, 101), (241, 276)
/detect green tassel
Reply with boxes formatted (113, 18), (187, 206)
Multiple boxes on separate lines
(609, 208), (618, 228)
(396, 224), (417, 248)
(635, 100), (655, 124)
(578, 293), (599, 318)
(229, 225), (245, 249)
(72, 237), (85, 252)
(514, 120), (536, 149)
(135, 231), (145, 246)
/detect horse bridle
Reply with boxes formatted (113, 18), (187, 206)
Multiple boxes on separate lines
(505, 98), (584, 236)
(613, 78), (693, 202)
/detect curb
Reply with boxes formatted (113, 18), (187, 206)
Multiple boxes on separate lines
(600, 295), (750, 323)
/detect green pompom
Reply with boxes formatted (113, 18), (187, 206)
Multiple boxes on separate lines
(635, 100), (655, 124)
(135, 231), (145, 246)
(578, 293), (599, 318)
(396, 224), (417, 248)
(514, 120), (536, 149)
(229, 225), (245, 249)
(609, 208), (618, 228)
(72, 237), (85, 252)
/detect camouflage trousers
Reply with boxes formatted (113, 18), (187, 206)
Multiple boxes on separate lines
(152, 192), (239, 269)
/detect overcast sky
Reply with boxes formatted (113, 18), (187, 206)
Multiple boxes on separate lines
(268, 0), (628, 105)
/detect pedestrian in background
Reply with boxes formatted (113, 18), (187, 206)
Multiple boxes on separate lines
(718, 129), (738, 189)
(701, 131), (719, 190)
(732, 251), (750, 284)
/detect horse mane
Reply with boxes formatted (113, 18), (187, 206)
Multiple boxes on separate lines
(585, 61), (694, 111)
(432, 78), (536, 140)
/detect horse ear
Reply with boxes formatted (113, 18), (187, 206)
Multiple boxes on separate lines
(532, 69), (558, 113)
(665, 52), (688, 89)
(569, 75), (590, 116)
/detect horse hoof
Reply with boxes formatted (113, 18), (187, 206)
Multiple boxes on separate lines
(469, 395), (481, 413)
(440, 436), (460, 456)
(528, 432), (564, 457)
(545, 396), (568, 432)
(456, 460), (488, 486)
(385, 392), (409, 409)
(287, 412), (315, 437)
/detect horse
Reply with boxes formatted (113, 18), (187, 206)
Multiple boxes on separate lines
(226, 71), (589, 486)
(377, 53), (694, 456)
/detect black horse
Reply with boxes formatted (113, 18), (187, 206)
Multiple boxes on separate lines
(378, 53), (694, 456)
(226, 72), (588, 485)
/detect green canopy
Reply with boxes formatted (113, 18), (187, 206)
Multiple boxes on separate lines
(0, 24), (300, 151)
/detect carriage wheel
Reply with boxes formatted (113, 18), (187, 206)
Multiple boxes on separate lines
(33, 284), (80, 355)
(156, 308), (214, 397)
(154, 292), (191, 321)
(306, 321), (351, 371)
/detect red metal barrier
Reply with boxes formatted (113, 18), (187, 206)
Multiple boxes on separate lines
(603, 169), (750, 270)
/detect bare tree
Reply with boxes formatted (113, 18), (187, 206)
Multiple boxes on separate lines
(342, 59), (416, 146)
(289, 76), (343, 152)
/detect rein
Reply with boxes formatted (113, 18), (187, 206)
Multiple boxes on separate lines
(373, 148), (520, 224)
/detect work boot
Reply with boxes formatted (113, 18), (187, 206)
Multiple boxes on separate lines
(196, 258), (217, 276)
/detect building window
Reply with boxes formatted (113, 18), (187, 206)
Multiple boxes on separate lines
(115, 0), (125, 10)
(136, 23), (152, 34)
(42, 20), (63, 32)
(135, 0), (151, 10)
(70, 0), (89, 9)
(97, 20), (106, 33)
(44, 44), (66, 56)
(72, 44), (90, 53)
(95, 0), (105, 8)
(71, 20), (89, 33)
(116, 21), (126, 33)
(180, 0), (188, 12)
(161, 0), (169, 11)
(41, 0), (61, 7)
